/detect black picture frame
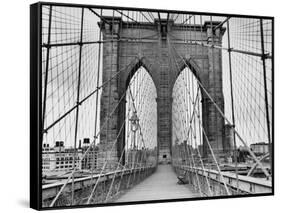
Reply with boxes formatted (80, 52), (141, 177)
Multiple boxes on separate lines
(30, 1), (274, 210)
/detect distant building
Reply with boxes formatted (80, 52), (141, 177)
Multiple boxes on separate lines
(237, 145), (250, 163)
(42, 139), (98, 174)
(250, 142), (270, 155)
(80, 138), (99, 170)
(42, 143), (56, 171)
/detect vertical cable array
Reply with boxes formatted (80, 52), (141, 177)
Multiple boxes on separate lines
(223, 17), (272, 148)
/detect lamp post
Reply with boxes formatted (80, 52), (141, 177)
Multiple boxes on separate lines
(129, 111), (139, 169)
(129, 111), (139, 150)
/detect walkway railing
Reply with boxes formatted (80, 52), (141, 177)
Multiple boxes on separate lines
(42, 165), (156, 207)
(173, 164), (272, 196)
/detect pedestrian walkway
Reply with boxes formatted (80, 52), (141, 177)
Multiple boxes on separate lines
(115, 164), (199, 202)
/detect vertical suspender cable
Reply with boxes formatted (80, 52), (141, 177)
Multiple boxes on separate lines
(90, 8), (103, 188)
(71, 7), (84, 205)
(42, 6), (52, 139)
(226, 19), (240, 192)
(260, 18), (272, 175)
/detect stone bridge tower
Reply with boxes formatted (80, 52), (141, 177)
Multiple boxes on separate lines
(98, 16), (226, 168)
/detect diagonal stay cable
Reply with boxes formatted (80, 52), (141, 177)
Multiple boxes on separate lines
(169, 40), (270, 178)
(194, 107), (231, 195)
(173, 75), (213, 195)
(168, 39), (230, 195)
(87, 72), (153, 203)
(168, 36), (204, 195)
(44, 56), (140, 133)
(86, 107), (131, 204)
(49, 69), (141, 207)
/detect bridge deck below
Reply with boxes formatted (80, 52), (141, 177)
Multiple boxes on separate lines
(115, 164), (199, 203)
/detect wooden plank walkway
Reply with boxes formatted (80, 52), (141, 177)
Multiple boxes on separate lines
(115, 164), (199, 203)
